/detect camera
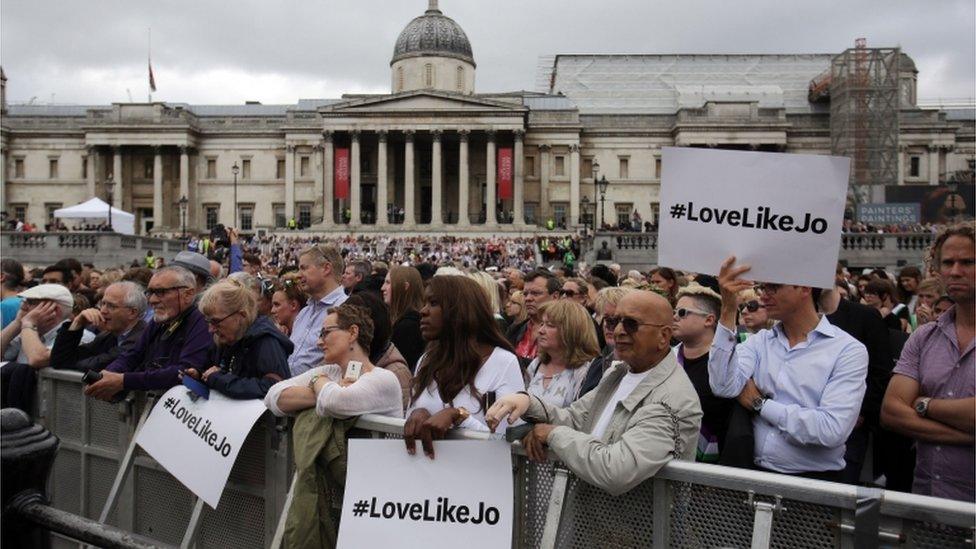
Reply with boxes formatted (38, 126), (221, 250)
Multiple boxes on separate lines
(210, 223), (230, 248)
(81, 369), (103, 384)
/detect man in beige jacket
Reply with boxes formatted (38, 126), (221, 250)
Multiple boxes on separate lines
(487, 290), (702, 496)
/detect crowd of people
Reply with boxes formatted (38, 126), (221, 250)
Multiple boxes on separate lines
(0, 220), (972, 546)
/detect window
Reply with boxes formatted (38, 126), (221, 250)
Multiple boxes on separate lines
(553, 203), (568, 227)
(525, 156), (536, 178)
(242, 159), (251, 179)
(619, 157), (629, 179)
(456, 66), (464, 91)
(14, 158), (24, 179)
(144, 158), (154, 179)
(909, 156), (920, 178)
(524, 203), (538, 225)
(582, 158), (593, 179)
(554, 156), (565, 177)
(655, 157), (662, 179)
(82, 157), (88, 178)
(45, 203), (62, 222)
(206, 158), (217, 179)
(273, 203), (286, 228)
(651, 203), (660, 226)
(49, 158), (59, 179)
(300, 156), (310, 178)
(205, 205), (220, 231)
(425, 64), (433, 88)
(297, 202), (313, 228)
(239, 204), (254, 231)
(616, 203), (633, 227)
(11, 203), (27, 221)
(276, 158), (285, 179)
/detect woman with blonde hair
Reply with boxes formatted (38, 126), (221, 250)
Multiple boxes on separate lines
(505, 290), (527, 326)
(185, 279), (293, 399)
(469, 271), (508, 332)
(736, 288), (772, 340)
(382, 265), (425, 372)
(527, 300), (600, 407)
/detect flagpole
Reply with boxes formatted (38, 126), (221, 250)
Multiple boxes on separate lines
(148, 27), (152, 103)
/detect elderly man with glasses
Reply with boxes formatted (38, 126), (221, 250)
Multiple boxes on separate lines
(85, 266), (211, 402)
(487, 290), (702, 496)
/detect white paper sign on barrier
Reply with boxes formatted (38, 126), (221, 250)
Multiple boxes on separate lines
(658, 147), (851, 288)
(134, 385), (268, 508)
(338, 439), (513, 549)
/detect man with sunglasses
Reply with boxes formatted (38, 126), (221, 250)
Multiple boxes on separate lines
(487, 290), (702, 496)
(85, 266), (211, 402)
(709, 257), (868, 481)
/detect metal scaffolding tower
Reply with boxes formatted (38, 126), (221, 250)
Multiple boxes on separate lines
(829, 40), (900, 187)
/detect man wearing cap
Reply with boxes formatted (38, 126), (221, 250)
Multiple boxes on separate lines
(172, 251), (213, 290)
(84, 266), (211, 401)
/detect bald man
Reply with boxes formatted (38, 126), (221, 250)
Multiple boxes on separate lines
(487, 290), (702, 496)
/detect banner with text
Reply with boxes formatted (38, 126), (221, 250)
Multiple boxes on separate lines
(335, 148), (350, 200)
(856, 203), (921, 224)
(338, 439), (513, 549)
(658, 147), (850, 288)
(498, 148), (513, 200)
(135, 385), (268, 508)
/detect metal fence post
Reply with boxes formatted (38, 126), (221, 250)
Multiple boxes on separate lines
(98, 395), (156, 524)
(179, 497), (206, 549)
(745, 491), (785, 549)
(652, 477), (672, 547)
(538, 463), (570, 549)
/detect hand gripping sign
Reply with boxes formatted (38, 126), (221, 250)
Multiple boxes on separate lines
(658, 147), (851, 288)
(135, 385), (268, 508)
(338, 439), (513, 549)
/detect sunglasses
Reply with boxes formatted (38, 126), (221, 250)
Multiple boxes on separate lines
(603, 315), (667, 335)
(675, 307), (711, 319)
(738, 300), (764, 313)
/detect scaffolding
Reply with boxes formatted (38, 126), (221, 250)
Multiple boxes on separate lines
(829, 40), (900, 187)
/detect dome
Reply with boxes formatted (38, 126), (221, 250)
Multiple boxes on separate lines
(391, 1), (475, 67)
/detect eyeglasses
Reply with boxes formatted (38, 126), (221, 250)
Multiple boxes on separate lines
(99, 301), (130, 312)
(675, 307), (711, 319)
(205, 311), (238, 326)
(319, 326), (344, 339)
(737, 300), (764, 314)
(603, 315), (668, 335)
(560, 289), (580, 297)
(144, 285), (188, 298)
(754, 283), (783, 296)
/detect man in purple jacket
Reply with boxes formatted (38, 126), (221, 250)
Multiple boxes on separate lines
(85, 266), (211, 401)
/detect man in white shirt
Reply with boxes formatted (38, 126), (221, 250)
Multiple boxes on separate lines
(487, 290), (702, 496)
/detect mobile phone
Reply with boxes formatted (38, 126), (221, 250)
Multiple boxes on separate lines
(505, 422), (535, 442)
(81, 369), (103, 385)
(344, 360), (363, 382)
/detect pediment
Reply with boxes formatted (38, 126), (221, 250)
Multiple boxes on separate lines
(320, 91), (525, 114)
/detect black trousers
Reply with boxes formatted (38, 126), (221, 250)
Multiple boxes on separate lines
(1, 362), (38, 415)
(757, 465), (843, 483)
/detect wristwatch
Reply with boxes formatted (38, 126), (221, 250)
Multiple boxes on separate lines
(307, 374), (322, 391)
(751, 396), (767, 413)
(915, 397), (932, 417)
(453, 407), (470, 427)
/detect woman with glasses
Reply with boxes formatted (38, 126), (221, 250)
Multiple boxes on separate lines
(526, 300), (600, 407)
(184, 279), (292, 399)
(264, 302), (403, 418)
(270, 275), (306, 336)
(382, 266), (425, 373)
(736, 288), (772, 341)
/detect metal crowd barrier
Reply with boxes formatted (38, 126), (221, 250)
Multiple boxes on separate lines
(37, 369), (975, 549)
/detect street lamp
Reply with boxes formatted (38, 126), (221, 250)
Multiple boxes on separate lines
(232, 162), (240, 229)
(179, 194), (188, 241)
(597, 175), (609, 231)
(104, 173), (116, 232)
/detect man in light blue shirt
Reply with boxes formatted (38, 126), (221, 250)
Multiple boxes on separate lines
(287, 244), (348, 376)
(708, 256), (868, 480)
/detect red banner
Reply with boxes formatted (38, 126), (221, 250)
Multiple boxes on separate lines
(334, 148), (350, 199)
(497, 148), (513, 200)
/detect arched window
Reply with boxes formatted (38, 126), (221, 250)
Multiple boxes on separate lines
(456, 66), (464, 91)
(425, 63), (433, 88)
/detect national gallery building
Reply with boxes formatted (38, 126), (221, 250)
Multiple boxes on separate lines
(0, 1), (973, 235)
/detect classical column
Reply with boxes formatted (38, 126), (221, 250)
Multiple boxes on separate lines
(85, 146), (97, 198)
(404, 130), (416, 226)
(112, 146), (123, 210)
(539, 144), (551, 225)
(376, 130), (389, 226)
(430, 130), (443, 225)
(570, 143), (581, 228)
(0, 149), (6, 213)
(485, 131), (497, 225)
(928, 145), (939, 185)
(152, 146), (164, 230)
(513, 130), (525, 226)
(179, 146), (190, 229)
(285, 145), (296, 220)
(350, 131), (361, 227)
(896, 145), (905, 184)
(322, 131), (334, 226)
(457, 129), (470, 226)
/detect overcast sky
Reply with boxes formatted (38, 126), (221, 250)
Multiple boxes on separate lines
(2, 0), (973, 106)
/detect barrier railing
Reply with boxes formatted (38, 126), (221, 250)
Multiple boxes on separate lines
(36, 369), (975, 549)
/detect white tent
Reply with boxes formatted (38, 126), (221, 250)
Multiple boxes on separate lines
(53, 198), (136, 235)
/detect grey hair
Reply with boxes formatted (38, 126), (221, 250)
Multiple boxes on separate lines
(109, 281), (149, 315)
(154, 266), (197, 290)
(228, 272), (261, 294)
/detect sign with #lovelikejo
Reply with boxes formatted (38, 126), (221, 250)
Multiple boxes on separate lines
(338, 439), (513, 549)
(135, 385), (268, 508)
(658, 147), (851, 288)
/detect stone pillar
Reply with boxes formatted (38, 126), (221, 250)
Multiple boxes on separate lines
(430, 130), (443, 225)
(179, 146), (190, 230)
(485, 131), (497, 225)
(152, 146), (164, 230)
(457, 129), (470, 226)
(285, 145), (296, 221)
(377, 130), (389, 226)
(85, 147), (97, 198)
(323, 131), (334, 226)
(0, 149), (6, 214)
(112, 147), (123, 210)
(539, 144), (551, 225)
(513, 130), (525, 226)
(897, 145), (905, 184)
(350, 131), (361, 227)
(570, 143), (581, 228)
(404, 130), (415, 226)
(928, 145), (939, 185)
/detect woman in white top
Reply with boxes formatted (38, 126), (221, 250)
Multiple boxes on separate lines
(526, 300), (600, 408)
(264, 303), (403, 419)
(404, 275), (525, 458)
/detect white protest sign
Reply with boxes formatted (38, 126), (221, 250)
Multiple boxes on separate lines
(658, 147), (850, 288)
(135, 385), (268, 508)
(338, 439), (513, 549)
